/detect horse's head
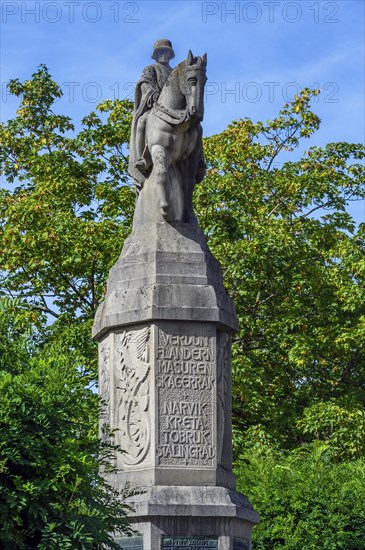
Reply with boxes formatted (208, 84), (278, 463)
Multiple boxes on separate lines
(182, 50), (207, 121)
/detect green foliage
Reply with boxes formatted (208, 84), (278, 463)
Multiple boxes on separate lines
(195, 89), (365, 445)
(235, 438), (365, 549)
(1, 67), (364, 547)
(0, 67), (135, 547)
(0, 65), (135, 337)
(0, 303), (133, 548)
(297, 400), (365, 460)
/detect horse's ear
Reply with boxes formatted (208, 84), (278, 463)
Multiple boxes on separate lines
(202, 53), (207, 67)
(187, 49), (194, 65)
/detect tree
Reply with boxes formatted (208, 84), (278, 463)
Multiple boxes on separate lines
(235, 435), (365, 549)
(192, 89), (365, 548)
(1, 66), (364, 546)
(194, 95), (365, 446)
(0, 300), (133, 548)
(0, 65), (135, 356)
(0, 66), (136, 546)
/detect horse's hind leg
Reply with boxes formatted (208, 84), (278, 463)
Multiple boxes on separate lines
(150, 143), (174, 221)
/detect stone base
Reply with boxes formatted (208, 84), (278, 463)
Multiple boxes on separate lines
(92, 222), (239, 341)
(116, 485), (259, 550)
(93, 220), (259, 548)
(110, 465), (236, 492)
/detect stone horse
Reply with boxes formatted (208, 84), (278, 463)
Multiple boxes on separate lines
(133, 50), (207, 227)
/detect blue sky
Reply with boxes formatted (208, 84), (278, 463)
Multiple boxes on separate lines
(1, 0), (364, 217)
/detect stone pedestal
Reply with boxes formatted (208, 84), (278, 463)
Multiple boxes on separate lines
(93, 222), (259, 550)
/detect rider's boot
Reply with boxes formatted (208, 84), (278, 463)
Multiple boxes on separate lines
(135, 157), (150, 173)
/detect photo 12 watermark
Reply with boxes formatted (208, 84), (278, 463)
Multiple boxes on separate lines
(201, 2), (340, 24)
(1, 80), (340, 105)
(1, 1), (139, 24)
(205, 81), (340, 104)
(0, 80), (135, 105)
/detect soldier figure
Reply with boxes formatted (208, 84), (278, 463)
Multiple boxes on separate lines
(129, 39), (175, 195)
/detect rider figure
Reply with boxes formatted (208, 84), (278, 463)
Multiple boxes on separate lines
(129, 39), (175, 194)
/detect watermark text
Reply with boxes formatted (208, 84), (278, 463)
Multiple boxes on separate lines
(201, 2), (340, 24)
(1, 1), (139, 24)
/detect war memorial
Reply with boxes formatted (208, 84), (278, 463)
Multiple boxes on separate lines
(92, 39), (259, 550)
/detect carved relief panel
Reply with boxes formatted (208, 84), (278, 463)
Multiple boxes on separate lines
(99, 322), (233, 474)
(98, 326), (153, 469)
(114, 326), (152, 467)
(156, 322), (216, 468)
(99, 335), (111, 435)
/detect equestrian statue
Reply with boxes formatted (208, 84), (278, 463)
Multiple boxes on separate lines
(129, 39), (207, 226)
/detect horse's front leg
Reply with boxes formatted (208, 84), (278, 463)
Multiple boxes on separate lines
(150, 143), (174, 221)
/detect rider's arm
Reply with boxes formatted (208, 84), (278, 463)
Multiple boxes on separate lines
(139, 66), (160, 107)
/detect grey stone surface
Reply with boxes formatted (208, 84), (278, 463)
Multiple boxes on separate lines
(93, 222), (258, 541)
(93, 223), (238, 341)
(94, 221), (239, 490)
(162, 537), (218, 549)
(121, 485), (259, 549)
(127, 485), (259, 522)
(129, 39), (175, 196)
(128, 39), (207, 226)
(98, 320), (236, 491)
(116, 537), (143, 549)
(94, 221), (259, 541)
(233, 539), (249, 550)
(94, 41), (258, 548)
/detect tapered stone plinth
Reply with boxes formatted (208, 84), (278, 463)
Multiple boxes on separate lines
(93, 222), (259, 550)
